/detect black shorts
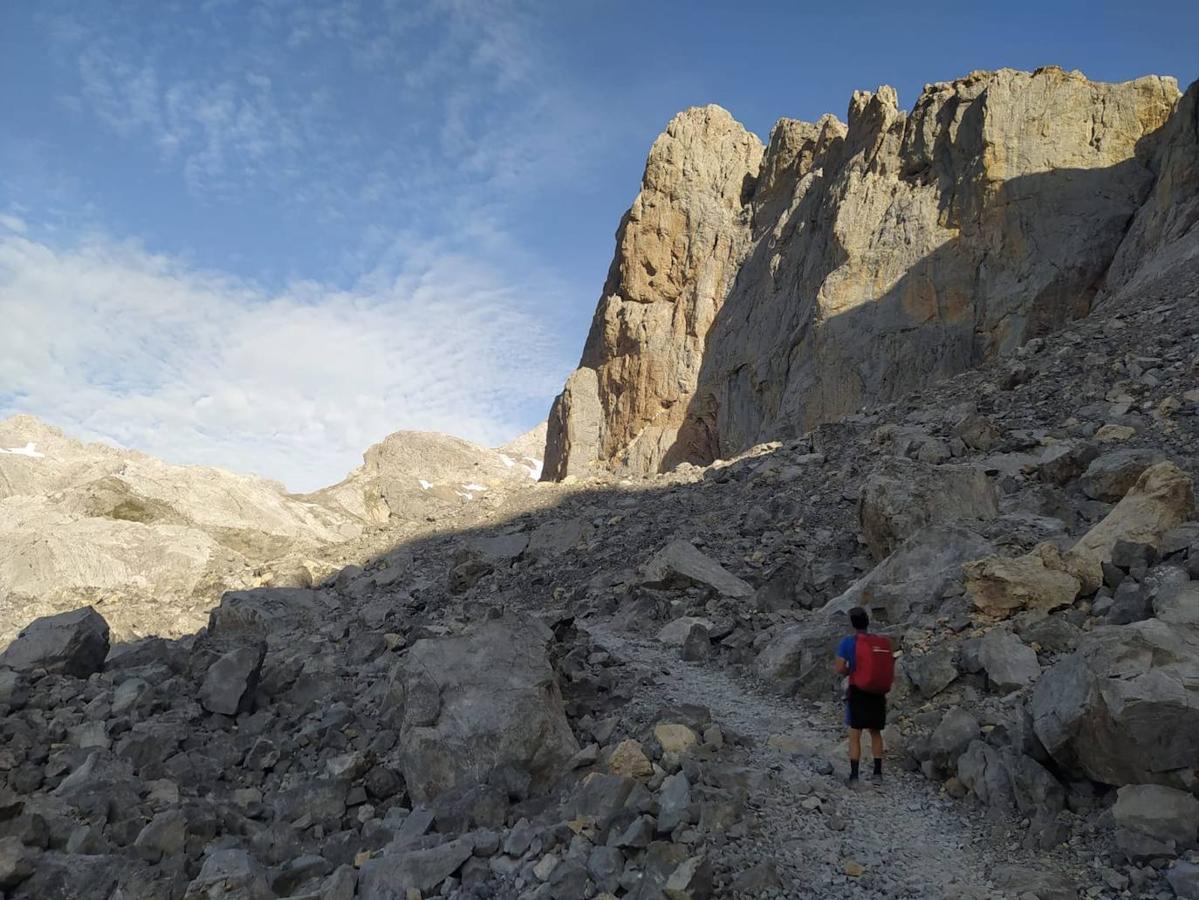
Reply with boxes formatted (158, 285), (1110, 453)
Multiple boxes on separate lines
(846, 686), (887, 730)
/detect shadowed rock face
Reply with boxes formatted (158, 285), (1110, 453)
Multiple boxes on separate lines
(545, 67), (1190, 478)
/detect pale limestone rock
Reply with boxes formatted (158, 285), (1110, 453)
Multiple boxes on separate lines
(544, 68), (1183, 477)
(1071, 461), (1195, 589)
(964, 543), (1084, 618)
(653, 723), (699, 766)
(1101, 80), (1199, 302)
(543, 106), (765, 478)
(608, 740), (654, 780)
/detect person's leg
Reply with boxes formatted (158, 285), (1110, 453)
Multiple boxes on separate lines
(869, 728), (884, 777)
(848, 727), (862, 780)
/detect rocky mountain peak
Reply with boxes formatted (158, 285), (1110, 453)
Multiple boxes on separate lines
(544, 66), (1194, 480)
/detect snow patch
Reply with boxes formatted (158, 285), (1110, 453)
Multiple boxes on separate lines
(0, 442), (45, 458)
(456, 491), (474, 501)
(418, 479), (432, 490)
(462, 483), (487, 492)
(499, 454), (516, 468)
(522, 457), (543, 480)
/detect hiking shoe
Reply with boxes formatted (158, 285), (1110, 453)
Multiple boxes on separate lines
(844, 776), (864, 791)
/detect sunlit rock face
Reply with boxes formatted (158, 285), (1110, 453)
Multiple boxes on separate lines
(545, 67), (1187, 477)
(0, 415), (545, 642)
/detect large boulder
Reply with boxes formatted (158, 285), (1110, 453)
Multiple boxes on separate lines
(1071, 462), (1195, 590)
(392, 616), (579, 803)
(199, 643), (266, 716)
(963, 542), (1083, 619)
(208, 588), (323, 640)
(857, 458), (998, 561)
(640, 541), (753, 598)
(825, 525), (994, 624)
(1154, 579), (1199, 626)
(977, 630), (1040, 692)
(183, 849), (273, 899)
(754, 622), (845, 696)
(1079, 449), (1167, 502)
(956, 742), (1064, 816)
(1031, 619), (1199, 787)
(358, 838), (474, 899)
(1112, 784), (1199, 846)
(0, 607), (109, 677)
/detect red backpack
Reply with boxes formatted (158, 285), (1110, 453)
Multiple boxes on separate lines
(850, 633), (895, 694)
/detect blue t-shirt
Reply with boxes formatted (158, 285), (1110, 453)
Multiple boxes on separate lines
(837, 634), (857, 672)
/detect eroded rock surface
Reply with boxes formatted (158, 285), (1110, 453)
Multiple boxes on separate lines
(546, 67), (1190, 478)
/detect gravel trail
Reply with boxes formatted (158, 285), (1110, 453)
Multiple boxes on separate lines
(589, 623), (1102, 899)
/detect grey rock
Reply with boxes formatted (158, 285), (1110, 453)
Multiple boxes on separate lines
(393, 615), (579, 803)
(753, 622), (845, 696)
(184, 849), (273, 899)
(548, 858), (590, 899)
(0, 607), (109, 677)
(609, 814), (654, 849)
(823, 525), (994, 623)
(10, 851), (129, 900)
(857, 458), (998, 561)
(200, 642), (266, 716)
(587, 846), (623, 894)
(957, 741), (1015, 811)
(357, 838), (473, 899)
(1154, 579), (1199, 626)
(1032, 619), (1199, 786)
(657, 617), (714, 647)
(462, 533), (529, 565)
(903, 651), (958, 698)
(1080, 449), (1167, 501)
(1168, 861), (1199, 899)
(209, 588), (322, 639)
(657, 772), (692, 833)
(1107, 579), (1152, 625)
(133, 809), (187, 863)
(527, 518), (591, 559)
(928, 708), (980, 771)
(1112, 784), (1199, 846)
(1034, 440), (1100, 486)
(640, 540), (753, 598)
(680, 624), (711, 662)
(0, 836), (36, 890)
(732, 861), (783, 893)
(977, 629), (1040, 692)
(663, 854), (713, 899)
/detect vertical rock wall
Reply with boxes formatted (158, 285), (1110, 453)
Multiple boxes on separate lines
(545, 67), (1188, 478)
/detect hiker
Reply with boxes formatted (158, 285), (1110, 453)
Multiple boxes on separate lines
(834, 606), (894, 785)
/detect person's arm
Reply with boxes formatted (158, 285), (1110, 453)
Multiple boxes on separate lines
(834, 637), (850, 675)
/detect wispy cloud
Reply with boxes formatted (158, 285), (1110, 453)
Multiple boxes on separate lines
(0, 232), (569, 491)
(46, 0), (603, 216)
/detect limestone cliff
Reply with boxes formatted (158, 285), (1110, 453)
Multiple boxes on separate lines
(543, 105), (764, 479)
(1100, 79), (1199, 302)
(545, 67), (1191, 477)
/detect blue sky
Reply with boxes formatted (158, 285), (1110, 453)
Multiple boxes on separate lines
(2, 0), (1196, 490)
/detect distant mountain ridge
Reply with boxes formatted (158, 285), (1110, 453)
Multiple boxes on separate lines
(0, 414), (544, 642)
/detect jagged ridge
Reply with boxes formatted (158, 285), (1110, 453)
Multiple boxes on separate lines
(545, 67), (1199, 479)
